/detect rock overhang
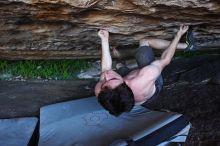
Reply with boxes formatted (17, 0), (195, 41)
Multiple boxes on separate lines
(0, 0), (220, 59)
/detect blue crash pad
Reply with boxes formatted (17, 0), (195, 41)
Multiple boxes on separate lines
(39, 97), (188, 146)
(0, 117), (38, 146)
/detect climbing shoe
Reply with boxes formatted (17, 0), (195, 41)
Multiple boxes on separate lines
(184, 26), (197, 52)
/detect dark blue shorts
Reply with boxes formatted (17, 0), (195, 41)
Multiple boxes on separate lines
(116, 46), (163, 107)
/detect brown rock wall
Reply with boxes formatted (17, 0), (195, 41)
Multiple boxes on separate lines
(0, 0), (220, 59)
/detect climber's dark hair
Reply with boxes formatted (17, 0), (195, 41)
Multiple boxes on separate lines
(98, 83), (134, 116)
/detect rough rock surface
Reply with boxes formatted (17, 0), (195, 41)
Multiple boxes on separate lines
(0, 80), (96, 118)
(0, 0), (220, 59)
(148, 83), (220, 146)
(144, 55), (220, 146)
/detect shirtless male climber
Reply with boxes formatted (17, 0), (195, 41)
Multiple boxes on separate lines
(95, 25), (196, 116)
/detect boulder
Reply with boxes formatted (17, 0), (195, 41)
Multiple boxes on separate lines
(0, 0), (220, 59)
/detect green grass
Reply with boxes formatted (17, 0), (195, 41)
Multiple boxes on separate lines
(1, 49), (219, 80)
(0, 60), (91, 80)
